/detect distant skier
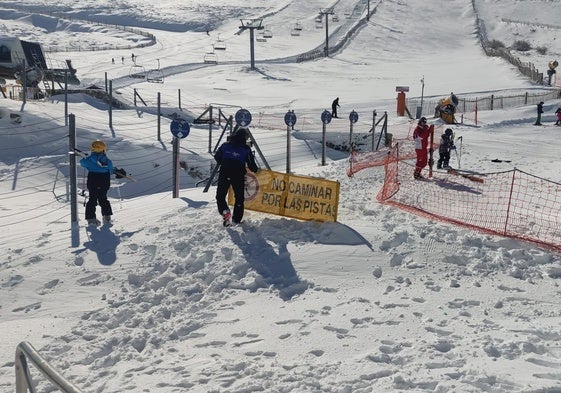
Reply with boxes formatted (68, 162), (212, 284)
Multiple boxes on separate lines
(535, 101), (544, 125)
(555, 106), (561, 126)
(413, 117), (431, 179)
(214, 127), (259, 226)
(437, 128), (455, 169)
(331, 97), (340, 118)
(80, 140), (115, 226)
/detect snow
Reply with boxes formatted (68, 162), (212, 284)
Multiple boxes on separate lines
(1, 0), (561, 392)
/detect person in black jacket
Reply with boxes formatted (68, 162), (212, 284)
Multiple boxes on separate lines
(214, 127), (259, 226)
(331, 97), (340, 118)
(437, 128), (455, 169)
(535, 101), (544, 125)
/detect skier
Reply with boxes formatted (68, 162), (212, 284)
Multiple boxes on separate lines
(555, 106), (561, 126)
(437, 128), (455, 169)
(331, 97), (340, 118)
(413, 117), (431, 179)
(535, 101), (544, 125)
(214, 127), (259, 226)
(80, 140), (115, 226)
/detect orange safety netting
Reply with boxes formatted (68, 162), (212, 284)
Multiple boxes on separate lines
(374, 144), (561, 252)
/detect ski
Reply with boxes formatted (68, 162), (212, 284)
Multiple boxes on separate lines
(447, 168), (484, 183)
(71, 148), (136, 182)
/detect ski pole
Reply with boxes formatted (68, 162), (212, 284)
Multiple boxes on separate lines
(456, 136), (462, 168)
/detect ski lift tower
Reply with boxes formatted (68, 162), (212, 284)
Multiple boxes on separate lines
(237, 18), (264, 70)
(319, 8), (334, 57)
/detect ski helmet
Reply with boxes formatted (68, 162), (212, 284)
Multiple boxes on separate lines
(445, 128), (453, 136)
(91, 140), (106, 153)
(419, 117), (427, 123)
(233, 127), (249, 142)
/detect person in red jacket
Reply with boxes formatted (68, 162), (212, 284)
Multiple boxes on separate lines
(413, 117), (431, 179)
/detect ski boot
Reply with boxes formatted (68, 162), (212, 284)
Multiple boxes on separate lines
(87, 218), (101, 226)
(222, 210), (232, 227)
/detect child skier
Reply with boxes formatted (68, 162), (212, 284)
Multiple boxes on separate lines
(437, 128), (455, 169)
(80, 140), (116, 226)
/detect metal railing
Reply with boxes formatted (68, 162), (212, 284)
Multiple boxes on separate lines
(15, 341), (83, 393)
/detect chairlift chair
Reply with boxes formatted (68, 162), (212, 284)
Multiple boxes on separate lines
(332, 14), (339, 22)
(129, 60), (146, 79)
(263, 28), (273, 39)
(204, 50), (218, 64)
(146, 59), (164, 83)
(290, 28), (301, 36)
(213, 34), (226, 50)
(293, 22), (302, 31)
(256, 31), (267, 42)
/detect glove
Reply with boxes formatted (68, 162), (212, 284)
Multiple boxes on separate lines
(114, 168), (127, 179)
(451, 145), (456, 150)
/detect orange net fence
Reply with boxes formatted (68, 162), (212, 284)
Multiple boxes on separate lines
(371, 144), (561, 252)
(347, 122), (446, 177)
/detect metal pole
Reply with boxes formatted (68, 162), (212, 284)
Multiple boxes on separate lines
(324, 13), (329, 57)
(64, 70), (68, 126)
(371, 110), (377, 151)
(367, 0), (370, 21)
(172, 137), (179, 198)
(286, 125), (291, 174)
(178, 88), (182, 111)
(208, 105), (213, 153)
(349, 121), (354, 152)
(69, 114), (78, 223)
(420, 76), (425, 117)
(322, 122), (327, 166)
(157, 92), (161, 141)
(108, 80), (113, 129)
(22, 60), (27, 104)
(249, 28), (256, 70)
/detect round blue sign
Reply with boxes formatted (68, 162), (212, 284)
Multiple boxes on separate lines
(170, 118), (190, 139)
(284, 111), (297, 127)
(349, 110), (359, 124)
(321, 110), (332, 124)
(235, 109), (252, 127)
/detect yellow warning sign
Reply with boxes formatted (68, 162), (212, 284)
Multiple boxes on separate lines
(228, 169), (339, 222)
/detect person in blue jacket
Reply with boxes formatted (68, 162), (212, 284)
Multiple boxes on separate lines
(214, 127), (259, 226)
(80, 140), (114, 225)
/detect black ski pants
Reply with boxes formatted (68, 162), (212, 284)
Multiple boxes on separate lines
(216, 171), (245, 223)
(85, 172), (113, 219)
